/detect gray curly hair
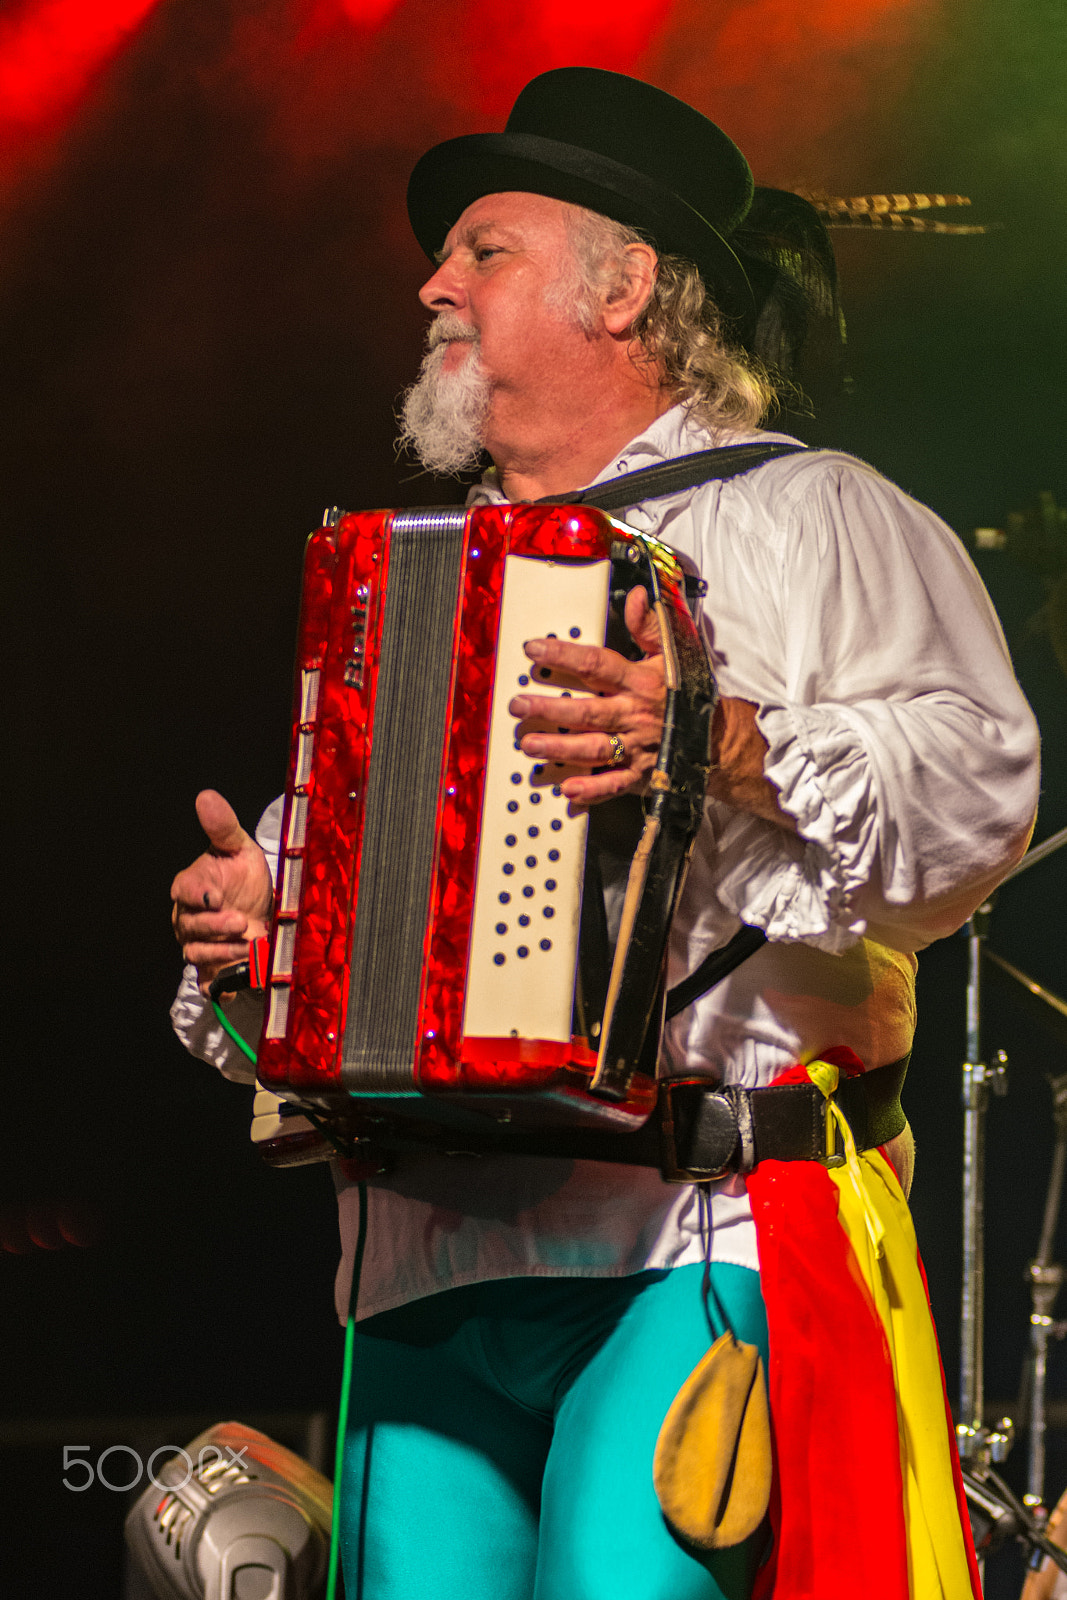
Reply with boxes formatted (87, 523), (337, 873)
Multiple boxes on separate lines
(553, 205), (778, 433)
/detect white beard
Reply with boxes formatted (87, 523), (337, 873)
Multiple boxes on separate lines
(396, 315), (492, 475)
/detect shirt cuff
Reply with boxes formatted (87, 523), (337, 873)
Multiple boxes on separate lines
(170, 965), (261, 1085)
(710, 703), (880, 951)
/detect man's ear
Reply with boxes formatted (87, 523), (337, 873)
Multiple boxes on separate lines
(601, 242), (658, 336)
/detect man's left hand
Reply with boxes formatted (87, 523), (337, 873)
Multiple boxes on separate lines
(509, 586), (665, 807)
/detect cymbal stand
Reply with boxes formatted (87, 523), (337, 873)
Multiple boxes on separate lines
(955, 825), (1067, 1493)
(956, 828), (1067, 1477)
(970, 826), (1067, 1503)
(1024, 1070), (1067, 1513)
(963, 1463), (1067, 1575)
(958, 899), (1013, 1473)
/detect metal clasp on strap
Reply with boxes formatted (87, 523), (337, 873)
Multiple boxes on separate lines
(817, 1089), (847, 1168)
(732, 1087), (756, 1174)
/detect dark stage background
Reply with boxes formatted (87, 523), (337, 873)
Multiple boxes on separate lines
(2, 0), (1066, 1592)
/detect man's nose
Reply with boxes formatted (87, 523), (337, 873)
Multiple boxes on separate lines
(419, 258), (464, 311)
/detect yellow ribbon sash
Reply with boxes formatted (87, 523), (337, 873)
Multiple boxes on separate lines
(806, 1060), (975, 1600)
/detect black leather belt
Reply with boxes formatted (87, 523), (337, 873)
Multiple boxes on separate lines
(338, 1055), (910, 1184)
(656, 1056), (909, 1181)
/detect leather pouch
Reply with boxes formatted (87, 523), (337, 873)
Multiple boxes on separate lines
(653, 1331), (772, 1548)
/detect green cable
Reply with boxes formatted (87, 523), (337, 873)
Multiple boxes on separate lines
(211, 998), (258, 1065)
(211, 987), (365, 1592)
(326, 1180), (368, 1600)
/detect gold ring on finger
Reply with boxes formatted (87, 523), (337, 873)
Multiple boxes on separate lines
(607, 732), (627, 768)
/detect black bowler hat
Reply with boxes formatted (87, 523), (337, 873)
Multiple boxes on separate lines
(407, 67), (757, 325)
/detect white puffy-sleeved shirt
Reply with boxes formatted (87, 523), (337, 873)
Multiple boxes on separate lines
(171, 406), (1040, 1322)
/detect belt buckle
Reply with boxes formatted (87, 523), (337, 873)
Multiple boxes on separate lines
(657, 1080), (741, 1184)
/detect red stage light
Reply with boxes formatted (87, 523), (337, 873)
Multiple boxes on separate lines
(339, 0), (403, 25)
(0, 0), (161, 130)
(534, 0), (672, 61)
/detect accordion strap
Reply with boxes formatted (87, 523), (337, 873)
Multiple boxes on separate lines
(664, 925), (769, 1021)
(588, 541), (717, 1101)
(323, 1055), (910, 1179)
(544, 442), (807, 513)
(573, 444), (806, 1025)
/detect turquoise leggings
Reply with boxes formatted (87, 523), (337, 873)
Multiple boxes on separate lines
(339, 1263), (769, 1600)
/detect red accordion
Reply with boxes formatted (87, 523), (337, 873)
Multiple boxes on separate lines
(255, 503), (714, 1155)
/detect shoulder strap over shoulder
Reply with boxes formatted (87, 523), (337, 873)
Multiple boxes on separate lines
(542, 443), (805, 1018)
(542, 443), (807, 513)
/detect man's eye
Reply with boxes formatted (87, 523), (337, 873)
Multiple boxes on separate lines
(474, 246), (501, 262)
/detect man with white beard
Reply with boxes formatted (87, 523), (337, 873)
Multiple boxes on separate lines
(396, 309), (490, 476)
(172, 68), (1038, 1600)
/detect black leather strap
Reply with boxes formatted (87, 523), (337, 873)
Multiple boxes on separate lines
(547, 443), (806, 1021)
(664, 926), (768, 1020)
(660, 1056), (910, 1179)
(334, 1055), (910, 1179)
(540, 443), (807, 513)
(588, 542), (717, 1103)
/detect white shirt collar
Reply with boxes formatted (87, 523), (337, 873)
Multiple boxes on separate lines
(466, 404), (796, 506)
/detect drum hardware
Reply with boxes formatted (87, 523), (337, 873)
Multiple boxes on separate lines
(1019, 1062), (1067, 1519)
(962, 1463), (1067, 1576)
(958, 895), (1010, 1473)
(957, 826), (1067, 1492)
(979, 957), (1067, 1515)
